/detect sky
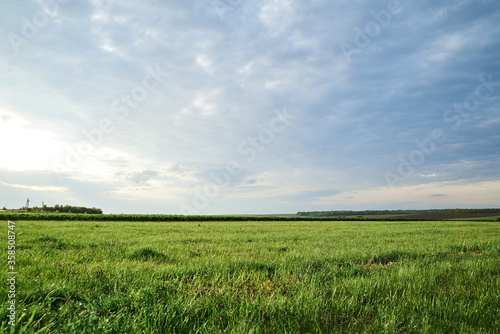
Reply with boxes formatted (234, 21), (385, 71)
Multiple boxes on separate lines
(0, 0), (499, 214)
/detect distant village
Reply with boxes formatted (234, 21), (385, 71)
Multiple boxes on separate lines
(1, 199), (102, 214)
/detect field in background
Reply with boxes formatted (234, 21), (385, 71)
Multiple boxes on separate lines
(359, 214), (500, 220)
(1, 220), (499, 333)
(297, 209), (500, 222)
(451, 215), (500, 221)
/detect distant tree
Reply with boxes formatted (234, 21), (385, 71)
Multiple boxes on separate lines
(50, 204), (103, 214)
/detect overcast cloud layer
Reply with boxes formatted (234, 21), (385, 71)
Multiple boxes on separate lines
(1, 0), (499, 214)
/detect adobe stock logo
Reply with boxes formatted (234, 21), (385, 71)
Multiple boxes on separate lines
(384, 73), (500, 188)
(7, 0), (70, 53)
(51, 64), (168, 172)
(339, 0), (403, 64)
(212, 0), (243, 21)
(179, 107), (294, 215)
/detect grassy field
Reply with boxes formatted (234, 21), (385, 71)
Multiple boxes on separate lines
(1, 220), (499, 333)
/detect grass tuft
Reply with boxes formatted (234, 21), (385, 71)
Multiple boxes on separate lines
(128, 247), (168, 262)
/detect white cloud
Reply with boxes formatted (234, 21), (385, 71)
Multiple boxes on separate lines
(318, 180), (500, 209)
(259, 0), (295, 36)
(0, 181), (67, 193)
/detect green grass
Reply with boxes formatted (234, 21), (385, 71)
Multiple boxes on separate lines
(1, 220), (499, 333)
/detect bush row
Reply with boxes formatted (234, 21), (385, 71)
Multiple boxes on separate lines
(0, 212), (443, 222)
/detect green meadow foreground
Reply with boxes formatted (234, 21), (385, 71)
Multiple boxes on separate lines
(1, 220), (499, 333)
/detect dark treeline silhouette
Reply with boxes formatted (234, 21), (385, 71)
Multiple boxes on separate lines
(297, 208), (500, 217)
(26, 204), (103, 214)
(0, 213), (439, 222)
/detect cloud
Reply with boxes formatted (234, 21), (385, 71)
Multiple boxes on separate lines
(129, 170), (159, 183)
(282, 189), (343, 203)
(0, 182), (67, 193)
(315, 180), (500, 210)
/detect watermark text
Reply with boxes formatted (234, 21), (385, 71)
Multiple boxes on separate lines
(7, 220), (16, 327)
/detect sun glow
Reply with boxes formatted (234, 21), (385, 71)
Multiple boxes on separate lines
(0, 109), (64, 171)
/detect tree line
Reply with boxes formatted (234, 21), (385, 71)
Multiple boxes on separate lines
(297, 208), (500, 217)
(16, 204), (103, 214)
(0, 212), (460, 222)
